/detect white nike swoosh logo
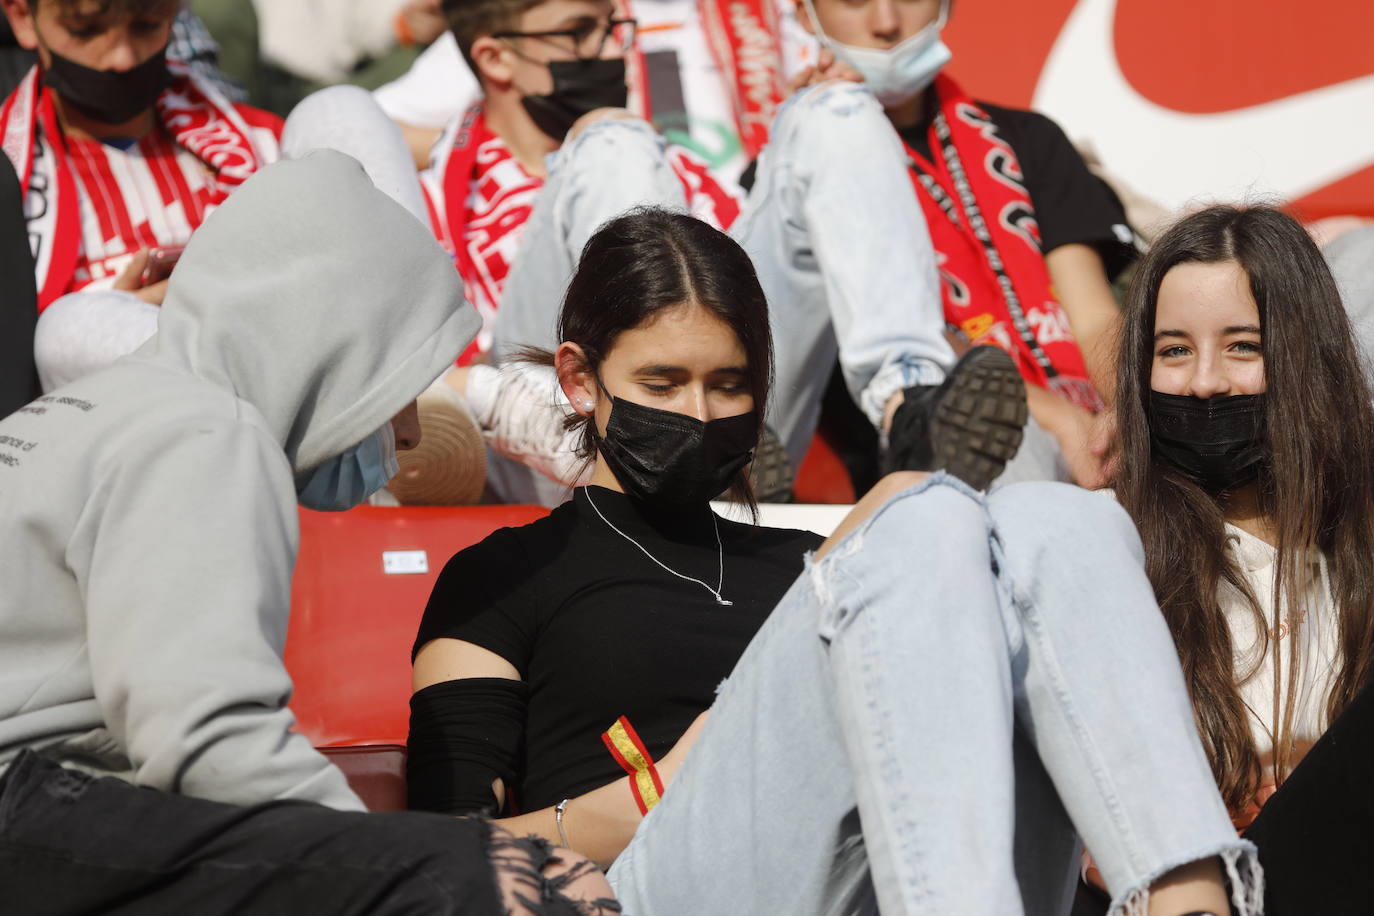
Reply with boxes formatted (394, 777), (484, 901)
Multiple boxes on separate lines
(1031, 0), (1374, 210)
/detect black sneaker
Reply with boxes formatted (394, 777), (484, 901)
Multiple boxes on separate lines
(883, 345), (1028, 489)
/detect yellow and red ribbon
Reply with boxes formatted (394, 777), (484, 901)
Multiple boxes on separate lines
(601, 716), (664, 815)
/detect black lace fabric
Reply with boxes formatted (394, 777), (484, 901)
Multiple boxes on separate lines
(487, 826), (623, 915)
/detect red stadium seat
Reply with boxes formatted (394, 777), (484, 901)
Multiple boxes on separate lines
(794, 432), (857, 504)
(285, 504), (549, 809)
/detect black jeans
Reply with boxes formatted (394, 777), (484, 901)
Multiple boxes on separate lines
(0, 749), (610, 916)
(1244, 675), (1374, 914)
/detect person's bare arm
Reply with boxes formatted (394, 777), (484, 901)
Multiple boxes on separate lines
(413, 638), (707, 868)
(1045, 243), (1120, 403)
(1026, 384), (1109, 488)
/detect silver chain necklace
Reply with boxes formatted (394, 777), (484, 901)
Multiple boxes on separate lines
(584, 489), (733, 606)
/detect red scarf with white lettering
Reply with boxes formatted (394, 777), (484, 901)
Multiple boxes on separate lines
(1, 62), (275, 309)
(696, 0), (786, 159)
(903, 75), (1101, 410)
(426, 106), (541, 364)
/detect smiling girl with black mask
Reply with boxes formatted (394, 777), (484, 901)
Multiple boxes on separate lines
(1113, 204), (1374, 914)
(407, 206), (1261, 916)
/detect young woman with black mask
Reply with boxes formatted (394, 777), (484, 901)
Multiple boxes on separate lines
(408, 207), (1260, 916)
(1113, 204), (1374, 914)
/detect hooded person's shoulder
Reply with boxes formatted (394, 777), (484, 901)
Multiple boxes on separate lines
(82, 379), (294, 506)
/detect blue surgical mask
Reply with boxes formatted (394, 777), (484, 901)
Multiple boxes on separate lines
(802, 0), (951, 108)
(295, 423), (399, 512)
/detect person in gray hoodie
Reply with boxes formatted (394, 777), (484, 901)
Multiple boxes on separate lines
(0, 150), (618, 915)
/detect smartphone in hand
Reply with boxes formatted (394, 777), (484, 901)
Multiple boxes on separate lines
(141, 245), (185, 285)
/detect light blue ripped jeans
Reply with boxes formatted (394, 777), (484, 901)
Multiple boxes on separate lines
(732, 81), (953, 466)
(489, 87), (956, 470)
(606, 475), (1261, 916)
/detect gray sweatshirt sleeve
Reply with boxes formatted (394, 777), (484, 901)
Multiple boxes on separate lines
(34, 289), (160, 393)
(76, 417), (364, 811)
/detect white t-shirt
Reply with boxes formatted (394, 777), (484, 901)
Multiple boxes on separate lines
(1220, 522), (1339, 760)
(1098, 490), (1340, 760)
(372, 31), (478, 129)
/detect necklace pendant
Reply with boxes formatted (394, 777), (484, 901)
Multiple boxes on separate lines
(716, 597), (733, 607)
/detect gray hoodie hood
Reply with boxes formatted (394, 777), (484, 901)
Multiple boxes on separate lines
(145, 150), (479, 474)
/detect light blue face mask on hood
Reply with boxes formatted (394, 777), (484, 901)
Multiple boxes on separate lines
(802, 0), (951, 108)
(295, 422), (399, 512)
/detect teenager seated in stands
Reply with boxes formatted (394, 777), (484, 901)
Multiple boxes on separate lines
(1111, 204), (1374, 915)
(790, 0), (1135, 485)
(407, 206), (1261, 916)
(420, 0), (740, 365)
(424, 0), (1031, 504)
(0, 153), (616, 916)
(0, 0), (280, 391)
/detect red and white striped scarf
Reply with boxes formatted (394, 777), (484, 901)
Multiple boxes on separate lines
(421, 105), (742, 365)
(1, 62), (281, 310)
(695, 0), (786, 159)
(903, 75), (1102, 410)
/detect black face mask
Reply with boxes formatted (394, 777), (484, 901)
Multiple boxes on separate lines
(521, 57), (628, 141)
(42, 43), (170, 125)
(595, 397), (758, 508)
(1148, 391), (1267, 492)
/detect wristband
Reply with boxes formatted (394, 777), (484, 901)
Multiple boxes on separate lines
(601, 715), (663, 815)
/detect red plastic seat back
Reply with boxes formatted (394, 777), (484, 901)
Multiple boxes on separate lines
(285, 505), (549, 749)
(795, 432), (857, 504)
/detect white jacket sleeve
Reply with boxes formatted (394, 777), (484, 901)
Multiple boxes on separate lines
(463, 363), (593, 487)
(34, 289), (160, 392)
(76, 417), (364, 811)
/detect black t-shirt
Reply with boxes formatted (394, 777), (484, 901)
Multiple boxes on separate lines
(898, 101), (1136, 280)
(413, 486), (823, 812)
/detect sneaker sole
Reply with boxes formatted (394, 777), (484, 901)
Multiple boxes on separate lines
(929, 347), (1028, 490)
(388, 386), (487, 505)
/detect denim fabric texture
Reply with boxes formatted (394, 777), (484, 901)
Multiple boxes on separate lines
(607, 475), (1259, 916)
(488, 91), (958, 468)
(732, 81), (952, 463)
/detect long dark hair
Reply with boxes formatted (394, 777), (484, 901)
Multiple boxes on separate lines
(1114, 205), (1374, 809)
(527, 206), (774, 512)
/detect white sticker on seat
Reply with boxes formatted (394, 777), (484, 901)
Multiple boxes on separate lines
(382, 550), (429, 575)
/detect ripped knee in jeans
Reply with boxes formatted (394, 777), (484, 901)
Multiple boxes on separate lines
(487, 826), (622, 915)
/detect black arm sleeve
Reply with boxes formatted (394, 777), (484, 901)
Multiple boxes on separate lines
(406, 677), (530, 815)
